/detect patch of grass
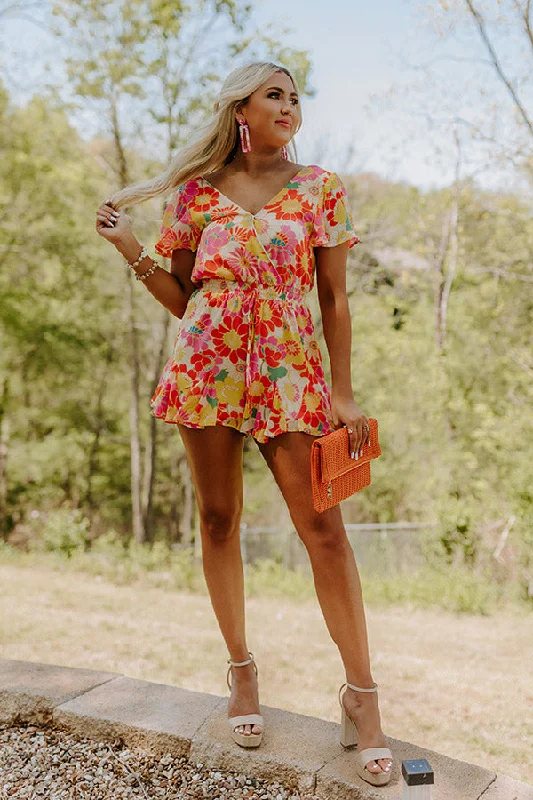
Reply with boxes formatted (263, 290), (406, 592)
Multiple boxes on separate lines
(0, 540), (529, 615)
(359, 564), (506, 615)
(244, 558), (316, 600)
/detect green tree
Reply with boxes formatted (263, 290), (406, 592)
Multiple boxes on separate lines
(49, 0), (312, 543)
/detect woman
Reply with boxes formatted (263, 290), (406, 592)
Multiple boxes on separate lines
(95, 61), (393, 787)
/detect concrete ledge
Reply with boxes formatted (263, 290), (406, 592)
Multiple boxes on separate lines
(1, 659), (532, 800)
(55, 674), (222, 759)
(0, 658), (119, 725)
(479, 775), (533, 800)
(191, 702), (341, 794)
(316, 739), (493, 800)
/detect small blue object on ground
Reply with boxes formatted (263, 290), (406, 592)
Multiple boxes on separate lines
(402, 758), (434, 799)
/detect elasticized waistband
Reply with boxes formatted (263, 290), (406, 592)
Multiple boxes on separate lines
(199, 278), (305, 304)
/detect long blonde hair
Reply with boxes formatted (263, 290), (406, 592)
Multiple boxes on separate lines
(107, 61), (302, 210)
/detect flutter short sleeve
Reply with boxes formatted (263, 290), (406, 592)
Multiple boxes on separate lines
(154, 182), (202, 258)
(310, 171), (361, 249)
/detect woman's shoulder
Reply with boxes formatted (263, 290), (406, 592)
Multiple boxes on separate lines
(298, 164), (341, 189)
(167, 176), (207, 206)
(301, 163), (330, 177)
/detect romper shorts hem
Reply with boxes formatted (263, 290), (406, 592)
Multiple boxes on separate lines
(149, 408), (335, 444)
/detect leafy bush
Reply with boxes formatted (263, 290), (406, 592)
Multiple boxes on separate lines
(360, 564), (502, 615)
(35, 508), (91, 558)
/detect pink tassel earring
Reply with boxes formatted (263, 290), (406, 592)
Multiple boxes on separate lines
(239, 119), (251, 153)
(281, 145), (288, 160)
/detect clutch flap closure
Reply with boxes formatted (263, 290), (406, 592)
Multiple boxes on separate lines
(315, 419), (381, 483)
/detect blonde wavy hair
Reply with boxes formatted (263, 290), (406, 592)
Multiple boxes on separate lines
(106, 61), (303, 211)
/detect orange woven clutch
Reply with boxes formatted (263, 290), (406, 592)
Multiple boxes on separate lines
(310, 418), (381, 513)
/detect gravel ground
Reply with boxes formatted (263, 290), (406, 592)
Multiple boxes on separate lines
(0, 722), (324, 800)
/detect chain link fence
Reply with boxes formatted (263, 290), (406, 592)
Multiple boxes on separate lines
(239, 522), (440, 575)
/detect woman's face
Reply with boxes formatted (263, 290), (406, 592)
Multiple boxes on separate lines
(236, 70), (300, 151)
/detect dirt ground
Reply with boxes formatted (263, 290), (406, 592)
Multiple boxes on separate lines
(1, 561), (532, 785)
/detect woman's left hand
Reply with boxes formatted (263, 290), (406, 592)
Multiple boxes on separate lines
(95, 200), (133, 246)
(330, 392), (370, 459)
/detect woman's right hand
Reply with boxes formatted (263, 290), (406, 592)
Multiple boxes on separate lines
(95, 200), (133, 245)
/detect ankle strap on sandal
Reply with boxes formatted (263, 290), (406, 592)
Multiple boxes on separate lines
(346, 681), (378, 692)
(226, 651), (258, 692)
(338, 681), (378, 710)
(227, 651), (255, 668)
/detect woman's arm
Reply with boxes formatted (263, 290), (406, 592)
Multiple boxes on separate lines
(315, 242), (369, 457)
(115, 232), (196, 319)
(315, 241), (354, 397)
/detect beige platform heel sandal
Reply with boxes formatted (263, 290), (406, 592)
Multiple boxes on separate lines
(338, 681), (393, 787)
(226, 651), (264, 748)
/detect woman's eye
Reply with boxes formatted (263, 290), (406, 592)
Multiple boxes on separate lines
(268, 92), (299, 105)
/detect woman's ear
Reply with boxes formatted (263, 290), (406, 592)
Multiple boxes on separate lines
(235, 102), (247, 125)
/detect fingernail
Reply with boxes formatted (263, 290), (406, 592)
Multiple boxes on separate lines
(351, 452), (355, 459)
(113, 212), (120, 218)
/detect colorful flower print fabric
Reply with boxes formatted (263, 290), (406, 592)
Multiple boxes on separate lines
(150, 164), (360, 443)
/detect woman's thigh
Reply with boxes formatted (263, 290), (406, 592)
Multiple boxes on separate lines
(177, 423), (246, 516)
(255, 431), (345, 544)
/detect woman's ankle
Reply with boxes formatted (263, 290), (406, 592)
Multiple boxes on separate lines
(229, 664), (257, 682)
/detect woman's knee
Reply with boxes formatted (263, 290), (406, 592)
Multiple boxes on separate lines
(199, 501), (243, 542)
(295, 511), (348, 553)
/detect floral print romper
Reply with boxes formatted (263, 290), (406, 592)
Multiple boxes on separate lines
(150, 164), (360, 443)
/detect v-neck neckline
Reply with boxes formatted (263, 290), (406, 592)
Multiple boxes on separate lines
(201, 165), (311, 217)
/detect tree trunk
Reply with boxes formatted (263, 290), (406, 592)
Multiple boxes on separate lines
(436, 130), (461, 356)
(0, 377), (9, 539)
(180, 455), (195, 547)
(85, 361), (110, 519)
(127, 273), (145, 543)
(111, 98), (146, 543)
(142, 307), (171, 542)
(169, 449), (182, 544)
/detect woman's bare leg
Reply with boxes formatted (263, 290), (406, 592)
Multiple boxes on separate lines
(177, 423), (261, 736)
(256, 431), (391, 774)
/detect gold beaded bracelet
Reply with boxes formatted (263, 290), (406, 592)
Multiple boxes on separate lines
(125, 245), (160, 282)
(136, 261), (158, 281)
(126, 246), (149, 271)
